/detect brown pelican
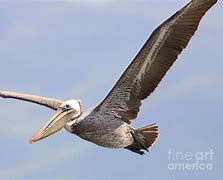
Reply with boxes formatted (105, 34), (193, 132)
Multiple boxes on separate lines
(0, 0), (217, 155)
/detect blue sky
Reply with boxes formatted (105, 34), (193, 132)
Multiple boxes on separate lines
(0, 0), (222, 179)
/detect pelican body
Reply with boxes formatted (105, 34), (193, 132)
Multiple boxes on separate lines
(0, 0), (217, 155)
(65, 108), (135, 149)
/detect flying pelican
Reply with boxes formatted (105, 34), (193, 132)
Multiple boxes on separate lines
(0, 0), (217, 155)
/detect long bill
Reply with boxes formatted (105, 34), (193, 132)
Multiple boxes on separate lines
(29, 109), (72, 144)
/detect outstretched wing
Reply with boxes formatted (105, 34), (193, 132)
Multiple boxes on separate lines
(96, 0), (217, 124)
(0, 91), (63, 110)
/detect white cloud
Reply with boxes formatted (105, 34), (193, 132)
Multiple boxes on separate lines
(157, 72), (223, 103)
(0, 141), (91, 179)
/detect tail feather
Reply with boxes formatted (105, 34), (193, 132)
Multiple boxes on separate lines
(125, 123), (159, 155)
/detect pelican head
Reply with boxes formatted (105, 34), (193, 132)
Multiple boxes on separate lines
(29, 99), (82, 144)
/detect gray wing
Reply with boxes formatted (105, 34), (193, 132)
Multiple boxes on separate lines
(96, 0), (217, 124)
(0, 91), (63, 110)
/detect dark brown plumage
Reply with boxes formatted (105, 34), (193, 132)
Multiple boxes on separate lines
(0, 0), (218, 155)
(97, 0), (218, 124)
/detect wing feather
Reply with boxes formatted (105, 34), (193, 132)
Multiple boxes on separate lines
(0, 91), (63, 110)
(96, 0), (217, 123)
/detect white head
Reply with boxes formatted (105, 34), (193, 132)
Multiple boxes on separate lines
(29, 99), (82, 143)
(60, 100), (82, 119)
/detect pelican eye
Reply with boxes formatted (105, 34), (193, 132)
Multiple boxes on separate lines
(62, 104), (71, 111)
(65, 104), (70, 109)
